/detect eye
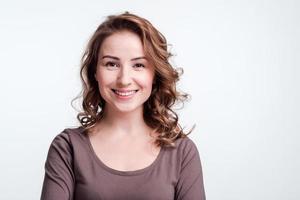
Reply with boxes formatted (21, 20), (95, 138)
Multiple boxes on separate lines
(133, 63), (145, 69)
(105, 61), (119, 69)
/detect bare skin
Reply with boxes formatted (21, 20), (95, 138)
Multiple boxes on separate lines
(88, 119), (161, 171)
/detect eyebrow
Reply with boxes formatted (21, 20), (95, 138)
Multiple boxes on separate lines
(101, 55), (147, 61)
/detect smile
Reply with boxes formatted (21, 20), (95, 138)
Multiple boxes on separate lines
(111, 89), (138, 97)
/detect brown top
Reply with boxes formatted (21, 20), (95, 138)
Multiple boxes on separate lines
(40, 127), (206, 200)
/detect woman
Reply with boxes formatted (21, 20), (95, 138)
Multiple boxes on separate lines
(41, 12), (206, 200)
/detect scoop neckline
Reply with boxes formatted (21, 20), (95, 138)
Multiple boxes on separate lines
(79, 126), (164, 176)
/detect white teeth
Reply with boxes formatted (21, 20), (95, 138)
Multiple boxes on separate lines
(114, 90), (137, 96)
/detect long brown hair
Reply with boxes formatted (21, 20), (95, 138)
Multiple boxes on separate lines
(72, 12), (194, 148)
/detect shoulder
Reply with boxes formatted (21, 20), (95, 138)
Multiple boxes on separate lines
(174, 136), (199, 155)
(51, 126), (84, 143)
(172, 136), (202, 167)
(47, 126), (84, 159)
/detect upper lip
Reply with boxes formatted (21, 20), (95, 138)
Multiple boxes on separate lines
(112, 89), (138, 92)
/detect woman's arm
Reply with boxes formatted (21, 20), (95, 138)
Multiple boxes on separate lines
(175, 138), (206, 200)
(40, 131), (75, 200)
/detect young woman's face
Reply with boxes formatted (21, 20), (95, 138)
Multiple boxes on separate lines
(95, 31), (155, 114)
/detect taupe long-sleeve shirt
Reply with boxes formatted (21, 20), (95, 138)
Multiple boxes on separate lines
(41, 127), (206, 200)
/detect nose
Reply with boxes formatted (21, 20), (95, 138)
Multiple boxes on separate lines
(116, 65), (132, 87)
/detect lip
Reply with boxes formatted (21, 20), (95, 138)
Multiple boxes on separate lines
(112, 89), (139, 92)
(111, 89), (138, 100)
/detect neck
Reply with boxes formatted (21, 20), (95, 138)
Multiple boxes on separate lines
(96, 105), (150, 138)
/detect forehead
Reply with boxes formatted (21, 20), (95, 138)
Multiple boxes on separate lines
(99, 31), (145, 57)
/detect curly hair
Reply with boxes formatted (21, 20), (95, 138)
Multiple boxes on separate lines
(72, 11), (195, 148)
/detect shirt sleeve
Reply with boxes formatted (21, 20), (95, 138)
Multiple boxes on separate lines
(175, 138), (206, 200)
(40, 131), (75, 200)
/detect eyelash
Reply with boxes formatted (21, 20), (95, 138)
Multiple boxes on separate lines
(105, 62), (118, 68)
(104, 62), (145, 69)
(134, 63), (145, 68)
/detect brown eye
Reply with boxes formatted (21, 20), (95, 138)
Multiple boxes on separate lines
(133, 63), (145, 68)
(105, 62), (118, 68)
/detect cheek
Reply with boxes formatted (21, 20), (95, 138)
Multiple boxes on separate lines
(95, 72), (113, 96)
(96, 71), (112, 86)
(136, 73), (154, 89)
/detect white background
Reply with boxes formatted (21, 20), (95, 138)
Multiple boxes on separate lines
(0, 0), (299, 199)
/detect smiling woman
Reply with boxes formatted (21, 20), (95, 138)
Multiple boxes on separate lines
(40, 12), (206, 200)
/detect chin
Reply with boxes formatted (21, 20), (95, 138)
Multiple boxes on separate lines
(112, 104), (143, 114)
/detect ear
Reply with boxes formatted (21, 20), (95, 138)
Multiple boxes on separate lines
(94, 73), (97, 81)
